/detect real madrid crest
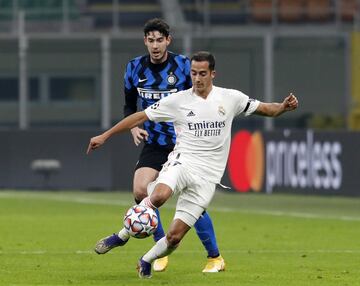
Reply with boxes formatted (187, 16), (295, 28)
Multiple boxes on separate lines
(167, 73), (177, 85)
(218, 106), (226, 116)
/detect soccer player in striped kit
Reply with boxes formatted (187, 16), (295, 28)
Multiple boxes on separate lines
(94, 18), (225, 273)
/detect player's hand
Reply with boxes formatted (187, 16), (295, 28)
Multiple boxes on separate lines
(86, 134), (106, 154)
(130, 127), (149, 146)
(282, 93), (298, 111)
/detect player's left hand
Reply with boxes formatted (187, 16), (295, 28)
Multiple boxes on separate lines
(283, 93), (298, 111)
(86, 135), (106, 154)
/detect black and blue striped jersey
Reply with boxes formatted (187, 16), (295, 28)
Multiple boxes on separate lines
(123, 51), (192, 147)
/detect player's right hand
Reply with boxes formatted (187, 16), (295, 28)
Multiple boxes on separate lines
(86, 135), (106, 154)
(283, 93), (298, 111)
(130, 127), (149, 146)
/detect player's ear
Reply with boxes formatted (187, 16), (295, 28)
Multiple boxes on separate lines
(166, 35), (172, 46)
(211, 70), (216, 79)
(143, 36), (147, 46)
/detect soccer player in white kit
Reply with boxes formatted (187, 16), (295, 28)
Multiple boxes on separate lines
(87, 51), (298, 278)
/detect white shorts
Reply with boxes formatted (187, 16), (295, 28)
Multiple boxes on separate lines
(147, 157), (216, 227)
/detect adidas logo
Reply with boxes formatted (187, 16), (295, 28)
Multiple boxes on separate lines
(187, 111), (196, 117)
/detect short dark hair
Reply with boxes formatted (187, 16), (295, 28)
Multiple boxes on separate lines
(143, 18), (170, 38)
(191, 51), (216, 71)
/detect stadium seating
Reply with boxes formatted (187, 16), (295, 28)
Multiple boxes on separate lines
(341, 0), (358, 21)
(251, 0), (333, 23)
(250, 0), (273, 23)
(208, 1), (247, 25)
(278, 0), (305, 22)
(0, 0), (80, 21)
(85, 0), (162, 28)
(180, 0), (247, 25)
(0, 0), (358, 31)
(0, 0), (12, 20)
(305, 0), (332, 22)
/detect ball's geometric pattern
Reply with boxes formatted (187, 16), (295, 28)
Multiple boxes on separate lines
(124, 205), (158, 239)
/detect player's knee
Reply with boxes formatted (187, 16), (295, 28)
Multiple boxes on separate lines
(150, 192), (166, 207)
(133, 185), (148, 203)
(150, 184), (172, 207)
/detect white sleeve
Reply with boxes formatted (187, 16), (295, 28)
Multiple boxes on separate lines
(145, 94), (178, 123)
(232, 89), (260, 116)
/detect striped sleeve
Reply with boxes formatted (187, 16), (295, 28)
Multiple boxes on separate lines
(123, 61), (138, 118)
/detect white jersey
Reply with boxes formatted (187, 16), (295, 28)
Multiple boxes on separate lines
(145, 85), (260, 183)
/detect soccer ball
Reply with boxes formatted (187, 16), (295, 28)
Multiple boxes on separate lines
(123, 205), (158, 239)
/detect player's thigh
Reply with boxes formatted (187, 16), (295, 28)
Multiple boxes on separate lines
(146, 163), (185, 208)
(147, 162), (187, 198)
(135, 144), (170, 172)
(133, 144), (170, 198)
(189, 175), (216, 209)
(149, 183), (173, 207)
(175, 176), (216, 227)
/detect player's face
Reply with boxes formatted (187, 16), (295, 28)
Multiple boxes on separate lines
(191, 60), (215, 97)
(144, 31), (171, 64)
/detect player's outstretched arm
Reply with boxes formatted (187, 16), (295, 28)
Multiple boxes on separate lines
(254, 93), (298, 117)
(86, 111), (149, 154)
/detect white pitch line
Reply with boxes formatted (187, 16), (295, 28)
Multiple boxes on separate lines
(0, 192), (360, 222)
(0, 249), (360, 255)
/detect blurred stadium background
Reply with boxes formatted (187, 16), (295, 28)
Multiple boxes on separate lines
(1, 0), (360, 195)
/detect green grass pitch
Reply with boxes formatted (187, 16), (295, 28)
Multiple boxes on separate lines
(0, 190), (359, 286)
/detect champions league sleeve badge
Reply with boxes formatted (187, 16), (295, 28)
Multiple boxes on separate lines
(167, 73), (177, 85)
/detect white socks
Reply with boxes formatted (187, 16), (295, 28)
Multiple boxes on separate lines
(140, 196), (157, 209)
(118, 228), (130, 241)
(142, 237), (178, 263)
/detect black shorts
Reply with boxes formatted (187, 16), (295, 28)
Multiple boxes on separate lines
(135, 144), (173, 171)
